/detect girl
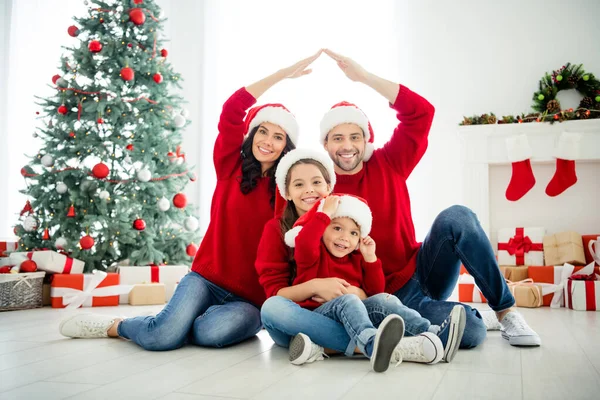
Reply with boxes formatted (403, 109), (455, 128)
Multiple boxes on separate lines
(58, 52), (321, 350)
(256, 149), (465, 367)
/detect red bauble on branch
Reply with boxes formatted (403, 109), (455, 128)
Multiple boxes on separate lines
(69, 131), (76, 138)
(52, 74), (61, 84)
(173, 193), (187, 209)
(134, 0), (144, 4)
(80, 235), (95, 250)
(160, 49), (168, 57)
(97, 117), (104, 124)
(57, 105), (68, 115)
(88, 40), (103, 53)
(153, 73), (163, 84)
(186, 244), (197, 257)
(121, 67), (135, 81)
(133, 218), (146, 231)
(129, 8), (146, 25)
(126, 144), (134, 151)
(92, 163), (110, 179)
(67, 25), (80, 37)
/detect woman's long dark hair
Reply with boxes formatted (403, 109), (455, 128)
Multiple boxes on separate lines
(278, 159), (333, 284)
(239, 125), (295, 208)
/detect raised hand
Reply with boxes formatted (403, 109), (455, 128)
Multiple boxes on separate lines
(279, 49), (323, 79)
(320, 195), (340, 218)
(323, 49), (369, 83)
(359, 235), (377, 262)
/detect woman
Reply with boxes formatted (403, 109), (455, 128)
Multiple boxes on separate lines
(58, 51), (321, 350)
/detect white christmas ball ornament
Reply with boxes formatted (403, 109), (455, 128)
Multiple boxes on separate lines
(184, 216), (199, 232)
(173, 115), (186, 128)
(55, 237), (68, 250)
(23, 216), (38, 232)
(99, 190), (110, 200)
(41, 155), (54, 167)
(158, 197), (170, 211)
(56, 182), (68, 194)
(137, 168), (152, 182)
(181, 108), (190, 118)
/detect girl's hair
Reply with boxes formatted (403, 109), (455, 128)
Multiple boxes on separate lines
(239, 125), (295, 208)
(279, 158), (333, 283)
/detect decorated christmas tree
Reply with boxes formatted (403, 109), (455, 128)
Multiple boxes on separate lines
(14, 0), (201, 272)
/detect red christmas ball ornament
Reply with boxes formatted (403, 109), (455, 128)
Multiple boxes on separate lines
(134, 0), (143, 4)
(99, 18), (104, 23)
(97, 117), (104, 124)
(92, 163), (110, 179)
(69, 131), (76, 138)
(554, 114), (559, 120)
(52, 74), (61, 84)
(20, 260), (38, 273)
(80, 235), (95, 250)
(133, 218), (146, 231)
(67, 25), (80, 37)
(129, 8), (146, 25)
(153, 73), (163, 84)
(173, 193), (187, 209)
(57, 105), (68, 115)
(127, 43), (133, 48)
(160, 49), (168, 57)
(0, 266), (11, 274)
(126, 144), (134, 151)
(186, 244), (198, 257)
(121, 67), (135, 81)
(88, 40), (103, 53)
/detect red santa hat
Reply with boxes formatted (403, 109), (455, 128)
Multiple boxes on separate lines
(244, 103), (299, 146)
(284, 194), (372, 248)
(275, 148), (337, 199)
(320, 101), (375, 161)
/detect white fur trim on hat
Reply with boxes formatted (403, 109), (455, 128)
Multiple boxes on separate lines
(554, 132), (581, 160)
(284, 195), (372, 248)
(275, 148), (336, 199)
(505, 134), (532, 162)
(247, 106), (299, 146)
(320, 106), (371, 144)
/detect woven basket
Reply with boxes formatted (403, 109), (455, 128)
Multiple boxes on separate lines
(0, 272), (46, 311)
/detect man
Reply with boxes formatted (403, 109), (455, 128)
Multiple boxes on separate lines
(317, 49), (540, 349)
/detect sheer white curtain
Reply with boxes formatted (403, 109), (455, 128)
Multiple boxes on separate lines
(198, 0), (400, 233)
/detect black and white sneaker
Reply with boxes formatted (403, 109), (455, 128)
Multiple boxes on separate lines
(289, 333), (326, 365)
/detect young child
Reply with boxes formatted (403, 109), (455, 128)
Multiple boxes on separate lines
(285, 193), (465, 367)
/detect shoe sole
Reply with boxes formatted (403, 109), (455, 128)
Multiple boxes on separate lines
(501, 332), (541, 346)
(371, 315), (405, 373)
(289, 334), (311, 365)
(424, 333), (444, 364)
(443, 306), (466, 363)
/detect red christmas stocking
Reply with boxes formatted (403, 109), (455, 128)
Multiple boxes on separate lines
(505, 134), (535, 201)
(545, 132), (580, 197)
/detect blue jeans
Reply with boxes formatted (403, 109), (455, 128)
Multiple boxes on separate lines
(261, 205), (514, 351)
(261, 293), (433, 356)
(118, 271), (262, 351)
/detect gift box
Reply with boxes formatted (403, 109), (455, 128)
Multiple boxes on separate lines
(497, 227), (544, 266)
(10, 251), (84, 274)
(583, 235), (600, 266)
(118, 265), (188, 303)
(500, 266), (529, 281)
(528, 264), (600, 307)
(50, 270), (132, 309)
(129, 283), (166, 306)
(543, 231), (586, 266)
(458, 274), (487, 303)
(506, 279), (544, 308)
(0, 240), (18, 257)
(564, 263), (600, 311)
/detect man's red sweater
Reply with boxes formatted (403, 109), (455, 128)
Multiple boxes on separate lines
(191, 87), (273, 307)
(333, 85), (434, 294)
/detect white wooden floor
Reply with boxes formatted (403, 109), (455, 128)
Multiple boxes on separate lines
(0, 304), (599, 400)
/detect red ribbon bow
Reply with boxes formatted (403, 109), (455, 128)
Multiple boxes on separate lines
(168, 146), (185, 164)
(498, 228), (543, 265)
(570, 273), (598, 281)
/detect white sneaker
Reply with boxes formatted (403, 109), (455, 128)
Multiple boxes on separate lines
(59, 313), (116, 338)
(480, 309), (502, 331)
(289, 333), (326, 365)
(371, 314), (405, 373)
(500, 311), (541, 346)
(392, 332), (444, 365)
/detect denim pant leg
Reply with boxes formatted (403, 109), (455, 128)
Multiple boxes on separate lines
(117, 271), (215, 351)
(417, 205), (515, 311)
(260, 296), (355, 356)
(192, 301), (262, 348)
(313, 294), (377, 356)
(362, 293), (431, 337)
